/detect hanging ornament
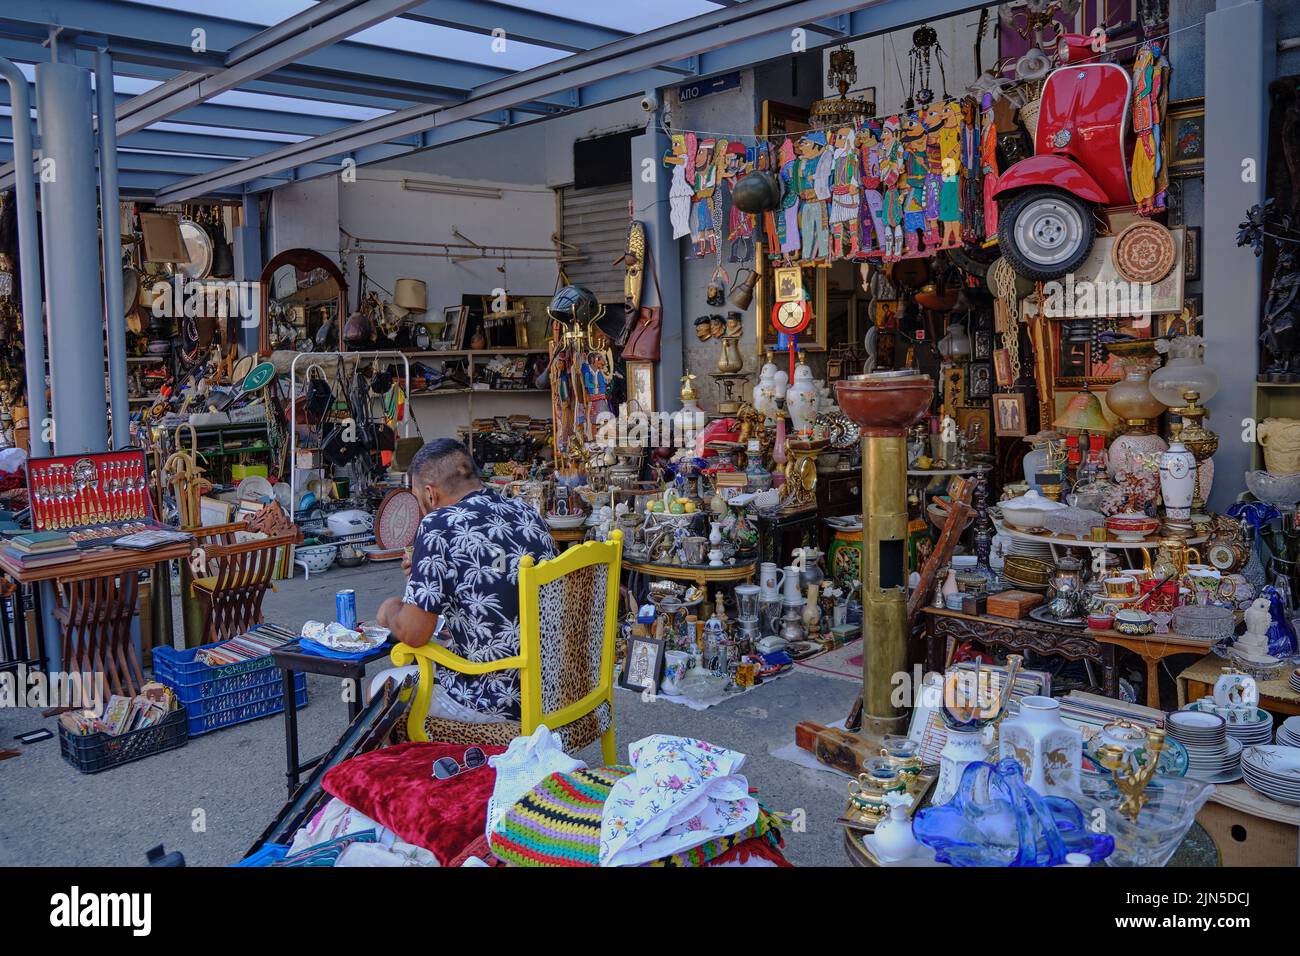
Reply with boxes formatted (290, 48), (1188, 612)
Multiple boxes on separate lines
(906, 25), (947, 109)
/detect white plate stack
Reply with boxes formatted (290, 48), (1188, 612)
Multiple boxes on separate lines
(1223, 709), (1274, 747)
(1277, 715), (1300, 749)
(1165, 711), (1242, 783)
(1241, 745), (1300, 806)
(1289, 668), (1300, 695)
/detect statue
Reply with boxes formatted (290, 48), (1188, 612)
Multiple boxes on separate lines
(1261, 246), (1300, 381)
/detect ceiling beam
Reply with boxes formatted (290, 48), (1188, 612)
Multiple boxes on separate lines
(400, 0), (626, 53)
(156, 0), (982, 203)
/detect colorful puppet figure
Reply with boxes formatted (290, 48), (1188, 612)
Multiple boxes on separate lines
(795, 131), (832, 261)
(664, 132), (695, 241)
(1131, 41), (1170, 215)
(690, 138), (720, 257)
(879, 117), (905, 260)
(723, 141), (756, 262)
(777, 138), (802, 256)
(900, 113), (930, 257)
(856, 120), (886, 257)
(980, 93), (1000, 240)
(582, 351), (611, 425)
(922, 109), (944, 248)
(937, 101), (965, 247)
(828, 125), (862, 259)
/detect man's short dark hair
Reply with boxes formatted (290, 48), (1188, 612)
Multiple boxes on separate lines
(409, 438), (479, 491)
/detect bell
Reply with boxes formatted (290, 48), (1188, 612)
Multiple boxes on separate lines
(729, 268), (760, 310)
(211, 234), (234, 278)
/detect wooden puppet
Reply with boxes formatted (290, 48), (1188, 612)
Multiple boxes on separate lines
(900, 113), (930, 257)
(923, 108), (944, 248)
(938, 101), (965, 248)
(828, 124), (862, 259)
(664, 132), (695, 240)
(879, 117), (905, 260)
(777, 138), (802, 256)
(690, 138), (720, 257)
(722, 141), (756, 262)
(980, 92), (1000, 240)
(856, 120), (885, 257)
(795, 131), (831, 261)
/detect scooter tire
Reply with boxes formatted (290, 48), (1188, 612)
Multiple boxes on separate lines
(997, 187), (1096, 282)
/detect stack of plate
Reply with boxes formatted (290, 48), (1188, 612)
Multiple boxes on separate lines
(1241, 745), (1300, 805)
(1277, 716), (1300, 748)
(1165, 711), (1242, 783)
(1006, 538), (1053, 560)
(1290, 668), (1300, 694)
(1223, 709), (1275, 747)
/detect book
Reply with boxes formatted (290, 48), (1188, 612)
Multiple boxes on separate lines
(9, 531), (75, 553)
(2, 547), (82, 568)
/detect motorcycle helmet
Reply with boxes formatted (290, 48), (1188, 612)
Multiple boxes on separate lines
(546, 285), (600, 327)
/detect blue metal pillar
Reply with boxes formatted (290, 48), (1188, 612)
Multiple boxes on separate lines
(35, 61), (109, 454)
(631, 106), (682, 413)
(0, 57), (49, 458)
(1203, 0), (1274, 512)
(96, 50), (129, 448)
(236, 193), (264, 354)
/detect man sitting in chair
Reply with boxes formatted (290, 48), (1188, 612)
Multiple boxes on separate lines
(373, 439), (557, 723)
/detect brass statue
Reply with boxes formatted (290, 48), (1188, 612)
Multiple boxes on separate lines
(1095, 727), (1167, 823)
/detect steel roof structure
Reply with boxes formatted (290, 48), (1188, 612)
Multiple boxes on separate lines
(0, 0), (981, 200)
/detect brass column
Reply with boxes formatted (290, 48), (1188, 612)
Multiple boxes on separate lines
(860, 431), (910, 738)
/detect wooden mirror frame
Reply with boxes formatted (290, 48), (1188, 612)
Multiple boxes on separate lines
(258, 248), (348, 355)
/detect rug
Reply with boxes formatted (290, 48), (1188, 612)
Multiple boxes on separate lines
(793, 639), (862, 682)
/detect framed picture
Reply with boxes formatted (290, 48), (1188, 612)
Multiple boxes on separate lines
(993, 349), (1014, 388)
(1166, 98), (1205, 179)
(874, 300), (899, 330)
(992, 392), (1028, 437)
(973, 329), (993, 361)
(619, 635), (665, 693)
(1159, 295), (1201, 337)
(967, 362), (993, 400)
(943, 365), (965, 412)
(774, 266), (803, 302)
(438, 305), (468, 349)
(625, 360), (655, 412)
(1184, 226), (1200, 282)
(957, 407), (991, 453)
(758, 259), (828, 351)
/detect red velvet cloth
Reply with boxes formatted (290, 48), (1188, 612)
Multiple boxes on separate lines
(322, 742), (506, 865)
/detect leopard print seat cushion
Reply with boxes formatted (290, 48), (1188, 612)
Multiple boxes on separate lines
(416, 701), (612, 752)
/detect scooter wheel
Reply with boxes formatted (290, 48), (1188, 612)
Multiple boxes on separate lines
(997, 187), (1095, 281)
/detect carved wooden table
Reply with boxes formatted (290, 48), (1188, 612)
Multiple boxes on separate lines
(921, 607), (1119, 698)
(1090, 629), (1217, 709)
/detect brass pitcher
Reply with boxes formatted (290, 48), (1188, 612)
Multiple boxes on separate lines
(728, 268), (759, 310)
(1146, 537), (1201, 581)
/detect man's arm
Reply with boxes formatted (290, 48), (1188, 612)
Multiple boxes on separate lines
(376, 596), (440, 647)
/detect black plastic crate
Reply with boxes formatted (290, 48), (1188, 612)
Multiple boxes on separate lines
(58, 705), (189, 774)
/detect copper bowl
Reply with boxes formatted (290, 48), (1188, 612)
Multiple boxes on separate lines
(835, 373), (934, 438)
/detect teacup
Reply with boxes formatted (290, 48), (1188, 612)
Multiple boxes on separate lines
(879, 736), (923, 778)
(1104, 575), (1138, 599)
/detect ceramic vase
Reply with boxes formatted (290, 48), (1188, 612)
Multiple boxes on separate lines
(1158, 441), (1196, 521)
(996, 695), (1082, 797)
(933, 728), (989, 805)
(786, 361), (818, 434)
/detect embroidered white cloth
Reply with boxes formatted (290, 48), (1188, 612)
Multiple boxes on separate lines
(599, 734), (758, 867)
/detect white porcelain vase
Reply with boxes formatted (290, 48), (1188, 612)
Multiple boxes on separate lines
(997, 695), (1082, 797)
(933, 728), (989, 805)
(1158, 440), (1196, 521)
(786, 362), (818, 434)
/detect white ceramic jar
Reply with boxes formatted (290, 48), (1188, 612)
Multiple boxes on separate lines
(997, 695), (1082, 797)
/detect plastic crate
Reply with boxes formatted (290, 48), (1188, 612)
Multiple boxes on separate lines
(59, 705), (189, 774)
(153, 639), (309, 737)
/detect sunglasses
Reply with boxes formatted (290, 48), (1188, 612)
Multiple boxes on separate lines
(432, 746), (487, 780)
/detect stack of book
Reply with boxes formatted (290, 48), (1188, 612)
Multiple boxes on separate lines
(3, 530), (79, 568)
(193, 624), (295, 667)
(58, 682), (177, 737)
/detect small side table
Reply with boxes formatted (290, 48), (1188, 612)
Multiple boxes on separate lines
(272, 639), (395, 797)
(1177, 653), (1300, 718)
(1090, 630), (1217, 709)
(549, 526), (587, 550)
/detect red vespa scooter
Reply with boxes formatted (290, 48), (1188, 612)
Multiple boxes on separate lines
(993, 23), (1143, 280)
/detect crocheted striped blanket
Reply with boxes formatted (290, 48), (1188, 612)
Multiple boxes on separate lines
(489, 765), (781, 867)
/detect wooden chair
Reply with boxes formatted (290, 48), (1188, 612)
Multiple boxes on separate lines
(390, 530), (623, 763)
(189, 524), (300, 643)
(54, 571), (144, 697)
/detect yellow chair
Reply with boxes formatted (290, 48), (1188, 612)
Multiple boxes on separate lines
(390, 529), (622, 764)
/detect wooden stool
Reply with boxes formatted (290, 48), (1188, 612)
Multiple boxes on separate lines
(190, 529), (298, 643)
(54, 571), (144, 697)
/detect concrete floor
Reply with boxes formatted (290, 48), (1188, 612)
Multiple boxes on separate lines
(0, 561), (860, 867)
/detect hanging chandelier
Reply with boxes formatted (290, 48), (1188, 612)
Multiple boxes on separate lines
(810, 45), (875, 127)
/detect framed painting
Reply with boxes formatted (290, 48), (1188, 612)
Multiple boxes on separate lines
(1166, 98), (1205, 179)
(625, 360), (656, 412)
(992, 392), (1028, 438)
(619, 636), (665, 694)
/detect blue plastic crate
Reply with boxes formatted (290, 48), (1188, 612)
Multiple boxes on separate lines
(153, 643), (278, 689)
(184, 685), (309, 737)
(181, 672), (307, 718)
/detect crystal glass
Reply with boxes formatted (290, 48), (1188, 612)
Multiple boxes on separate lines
(734, 584), (761, 623)
(1072, 773), (1214, 867)
(1245, 470), (1300, 511)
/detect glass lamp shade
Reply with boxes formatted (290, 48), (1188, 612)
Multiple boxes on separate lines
(1105, 364), (1166, 425)
(1054, 388), (1112, 435)
(937, 319), (971, 361)
(1149, 336), (1219, 407)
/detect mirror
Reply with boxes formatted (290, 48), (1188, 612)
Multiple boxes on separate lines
(259, 248), (348, 354)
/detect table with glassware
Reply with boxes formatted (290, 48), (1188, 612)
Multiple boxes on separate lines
(1177, 653), (1300, 718)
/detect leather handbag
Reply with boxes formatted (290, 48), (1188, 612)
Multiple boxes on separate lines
(621, 246), (664, 362)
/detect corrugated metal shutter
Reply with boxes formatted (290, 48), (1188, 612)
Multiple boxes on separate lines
(558, 183), (631, 304)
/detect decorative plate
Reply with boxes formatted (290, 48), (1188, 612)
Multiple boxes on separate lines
(1111, 221), (1176, 284)
(374, 488), (422, 551)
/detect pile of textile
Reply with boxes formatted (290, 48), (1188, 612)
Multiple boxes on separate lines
(250, 729), (790, 868)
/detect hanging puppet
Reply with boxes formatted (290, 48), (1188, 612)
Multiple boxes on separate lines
(879, 117), (905, 260)
(980, 92), (1000, 240)
(922, 107), (944, 249)
(827, 125), (861, 259)
(690, 138), (720, 257)
(900, 112), (931, 257)
(664, 132), (695, 241)
(856, 120), (886, 257)
(722, 141), (756, 263)
(937, 101), (965, 248)
(777, 138), (802, 256)
(961, 97), (982, 243)
(796, 131), (832, 261)
(1131, 40), (1171, 216)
